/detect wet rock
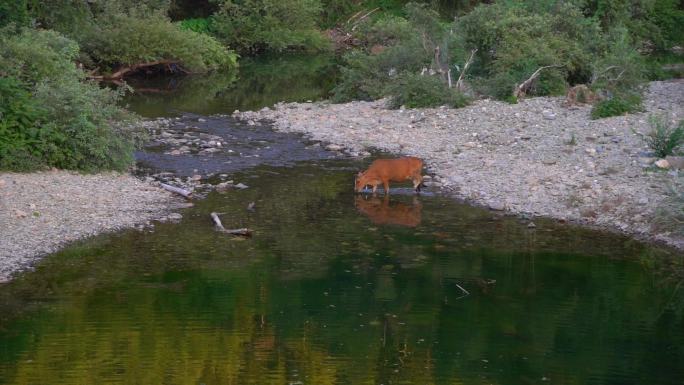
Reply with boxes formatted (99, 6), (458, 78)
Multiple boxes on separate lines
(167, 213), (183, 221)
(235, 183), (249, 189)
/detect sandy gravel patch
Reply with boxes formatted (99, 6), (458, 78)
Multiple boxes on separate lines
(0, 171), (183, 281)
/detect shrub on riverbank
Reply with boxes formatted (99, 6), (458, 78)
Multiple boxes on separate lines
(78, 10), (237, 77)
(210, 0), (330, 54)
(15, 2), (236, 78)
(332, 3), (456, 107)
(0, 29), (137, 171)
(385, 73), (469, 109)
(333, 1), (681, 111)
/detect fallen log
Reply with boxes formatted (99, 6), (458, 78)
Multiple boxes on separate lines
(210, 212), (253, 237)
(160, 183), (192, 199)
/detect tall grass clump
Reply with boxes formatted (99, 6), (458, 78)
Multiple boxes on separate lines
(643, 115), (684, 158)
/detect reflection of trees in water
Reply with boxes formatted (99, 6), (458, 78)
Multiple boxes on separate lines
(1, 163), (683, 384)
(123, 54), (338, 117)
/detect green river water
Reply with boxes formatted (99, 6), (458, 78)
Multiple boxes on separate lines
(0, 56), (682, 385)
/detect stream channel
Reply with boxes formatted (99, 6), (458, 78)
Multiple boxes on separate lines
(1, 55), (683, 385)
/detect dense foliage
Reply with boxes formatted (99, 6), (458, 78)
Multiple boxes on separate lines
(19, 1), (237, 76)
(332, 0), (682, 111)
(78, 10), (237, 75)
(333, 4), (469, 108)
(0, 29), (136, 171)
(210, 0), (330, 54)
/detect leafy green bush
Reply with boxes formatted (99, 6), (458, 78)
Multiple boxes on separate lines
(332, 3), (445, 103)
(354, 14), (413, 47)
(79, 11), (237, 75)
(385, 73), (469, 109)
(332, 38), (427, 102)
(0, 28), (137, 171)
(210, 0), (330, 54)
(0, 77), (51, 170)
(458, 2), (601, 99)
(590, 27), (646, 95)
(643, 115), (684, 157)
(178, 17), (212, 34)
(590, 94), (643, 119)
(0, 0), (29, 28)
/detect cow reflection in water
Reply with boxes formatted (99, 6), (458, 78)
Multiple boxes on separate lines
(355, 195), (422, 227)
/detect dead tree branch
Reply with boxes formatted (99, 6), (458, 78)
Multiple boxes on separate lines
(514, 65), (563, 99)
(455, 48), (477, 91)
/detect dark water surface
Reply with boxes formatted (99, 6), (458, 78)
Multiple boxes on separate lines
(122, 54), (338, 118)
(1, 160), (683, 385)
(1, 56), (683, 385)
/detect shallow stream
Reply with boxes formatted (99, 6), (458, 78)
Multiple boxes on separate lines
(0, 55), (682, 385)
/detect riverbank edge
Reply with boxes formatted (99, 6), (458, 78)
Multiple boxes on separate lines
(234, 80), (684, 252)
(0, 170), (188, 283)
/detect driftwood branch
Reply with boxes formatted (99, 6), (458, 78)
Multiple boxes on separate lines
(160, 183), (192, 199)
(210, 212), (253, 237)
(456, 48), (477, 91)
(514, 65), (563, 99)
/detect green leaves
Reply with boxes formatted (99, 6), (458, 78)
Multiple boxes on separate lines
(210, 0), (329, 54)
(0, 29), (137, 171)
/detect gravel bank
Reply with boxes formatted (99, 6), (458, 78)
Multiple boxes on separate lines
(0, 171), (185, 282)
(236, 80), (684, 250)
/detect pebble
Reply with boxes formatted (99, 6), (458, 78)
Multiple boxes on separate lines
(655, 159), (670, 169)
